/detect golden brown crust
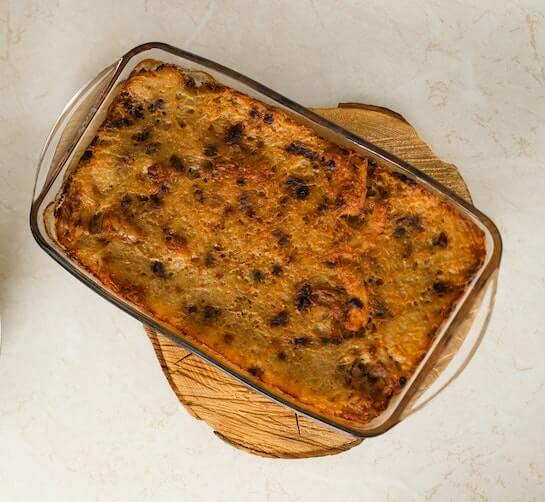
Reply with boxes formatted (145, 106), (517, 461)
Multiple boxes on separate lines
(54, 61), (485, 426)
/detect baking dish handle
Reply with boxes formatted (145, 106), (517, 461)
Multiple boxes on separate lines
(33, 61), (120, 202)
(400, 272), (498, 420)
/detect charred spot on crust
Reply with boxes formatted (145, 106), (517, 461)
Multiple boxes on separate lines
(272, 264), (283, 276)
(145, 142), (161, 155)
(147, 98), (164, 112)
(120, 195), (133, 208)
(238, 192), (255, 218)
(147, 163), (170, 186)
(225, 123), (244, 144)
(151, 260), (166, 278)
(249, 108), (261, 119)
(184, 75), (196, 88)
(204, 252), (215, 267)
(347, 297), (364, 309)
(272, 229), (291, 247)
(296, 185), (310, 199)
(164, 229), (188, 251)
(427, 327), (438, 338)
(177, 117), (186, 128)
(296, 283), (313, 311)
(396, 214), (422, 230)
(342, 359), (389, 396)
(132, 129), (151, 143)
(149, 193), (164, 205)
(286, 175), (311, 200)
(194, 188), (205, 203)
(187, 166), (200, 179)
(394, 216), (423, 240)
(120, 93), (145, 120)
(204, 81), (223, 92)
(252, 269), (264, 283)
(397, 214), (422, 230)
(433, 281), (452, 296)
(187, 304), (198, 314)
(248, 366), (264, 377)
(285, 142), (318, 161)
(270, 310), (289, 327)
(366, 321), (377, 333)
(293, 336), (310, 346)
(236, 177), (246, 186)
(316, 197), (330, 214)
(107, 116), (133, 128)
(131, 104), (145, 120)
(169, 154), (185, 172)
(370, 297), (393, 319)
(433, 231), (449, 248)
(393, 226), (406, 238)
(204, 145), (218, 157)
(263, 112), (274, 124)
(316, 203), (328, 214)
(223, 333), (234, 344)
(81, 149), (93, 161)
(277, 351), (287, 360)
(88, 212), (102, 234)
(377, 185), (390, 199)
(392, 171), (416, 186)
(343, 214), (365, 229)
(203, 305), (221, 322)
(322, 158), (336, 169)
(278, 195), (289, 207)
(399, 376), (407, 387)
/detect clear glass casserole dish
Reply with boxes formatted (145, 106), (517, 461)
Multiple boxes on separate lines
(30, 42), (502, 437)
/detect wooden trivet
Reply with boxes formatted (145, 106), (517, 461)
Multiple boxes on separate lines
(144, 103), (472, 458)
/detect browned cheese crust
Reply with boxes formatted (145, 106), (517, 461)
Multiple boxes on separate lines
(55, 61), (485, 426)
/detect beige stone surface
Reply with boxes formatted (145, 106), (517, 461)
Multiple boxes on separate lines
(0, 1), (544, 500)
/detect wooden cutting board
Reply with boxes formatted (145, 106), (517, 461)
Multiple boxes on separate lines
(144, 103), (472, 458)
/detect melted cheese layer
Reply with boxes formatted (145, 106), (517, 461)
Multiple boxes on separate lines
(55, 61), (485, 426)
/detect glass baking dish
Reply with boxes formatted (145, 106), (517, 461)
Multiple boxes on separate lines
(30, 42), (502, 437)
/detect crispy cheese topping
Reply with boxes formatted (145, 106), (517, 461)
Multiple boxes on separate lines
(54, 60), (485, 426)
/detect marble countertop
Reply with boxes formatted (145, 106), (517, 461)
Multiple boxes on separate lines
(1, 1), (544, 500)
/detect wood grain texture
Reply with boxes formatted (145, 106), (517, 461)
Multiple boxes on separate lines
(144, 104), (472, 458)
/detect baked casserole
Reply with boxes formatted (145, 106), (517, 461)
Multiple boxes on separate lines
(54, 60), (485, 427)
